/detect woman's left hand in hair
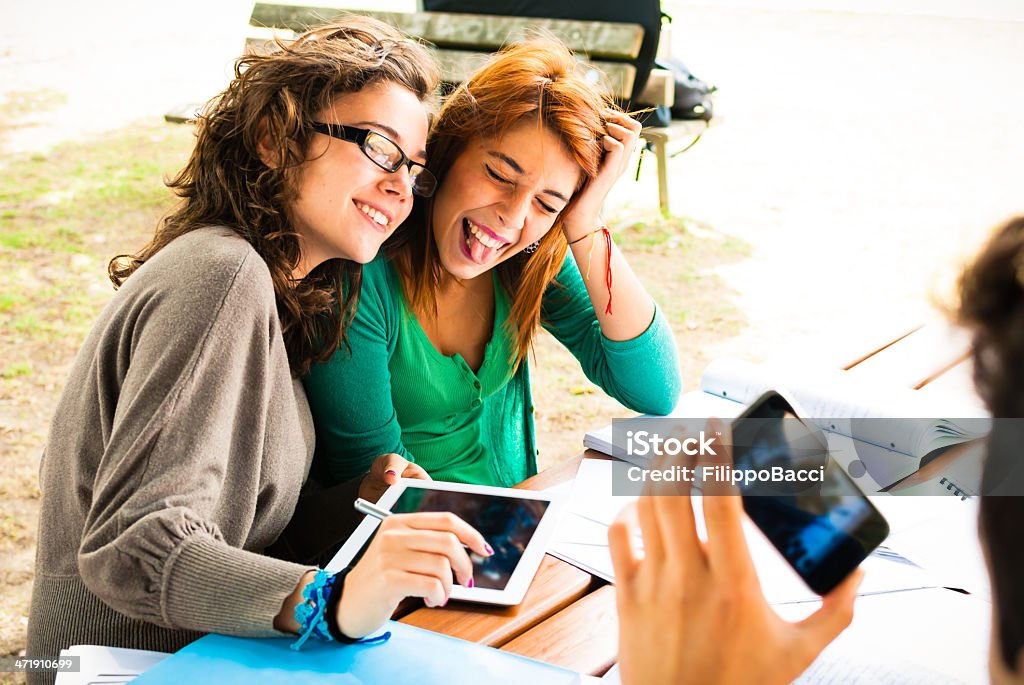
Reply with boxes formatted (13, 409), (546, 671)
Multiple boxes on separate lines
(359, 453), (431, 503)
(561, 110), (642, 241)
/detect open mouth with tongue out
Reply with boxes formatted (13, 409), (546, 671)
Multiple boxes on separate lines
(460, 217), (512, 264)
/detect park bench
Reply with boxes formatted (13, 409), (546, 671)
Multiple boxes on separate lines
(167, 2), (705, 214)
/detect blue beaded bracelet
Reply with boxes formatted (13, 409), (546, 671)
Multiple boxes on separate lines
(291, 569), (335, 650)
(290, 569), (392, 651)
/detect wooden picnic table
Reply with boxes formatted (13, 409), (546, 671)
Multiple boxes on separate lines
(393, 320), (979, 678)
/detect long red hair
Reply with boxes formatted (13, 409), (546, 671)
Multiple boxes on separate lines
(387, 38), (612, 369)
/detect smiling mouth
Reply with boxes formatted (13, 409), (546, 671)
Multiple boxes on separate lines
(356, 201), (390, 229)
(461, 218), (511, 263)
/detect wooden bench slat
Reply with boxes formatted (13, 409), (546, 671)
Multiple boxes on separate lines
(251, 3), (645, 59)
(245, 34), (636, 99)
(399, 554), (592, 646)
(434, 50), (635, 99)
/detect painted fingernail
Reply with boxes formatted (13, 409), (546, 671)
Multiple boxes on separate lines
(385, 469), (397, 476)
(484, 543), (494, 556)
(467, 577), (474, 588)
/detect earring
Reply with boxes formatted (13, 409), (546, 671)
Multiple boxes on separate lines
(523, 241), (540, 254)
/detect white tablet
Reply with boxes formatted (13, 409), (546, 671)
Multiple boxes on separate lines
(326, 479), (565, 606)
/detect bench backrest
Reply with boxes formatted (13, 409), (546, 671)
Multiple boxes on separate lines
(248, 2), (646, 101)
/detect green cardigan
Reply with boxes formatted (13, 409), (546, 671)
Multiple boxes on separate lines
(305, 254), (681, 488)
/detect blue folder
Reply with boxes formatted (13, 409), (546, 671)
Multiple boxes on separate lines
(132, 620), (580, 684)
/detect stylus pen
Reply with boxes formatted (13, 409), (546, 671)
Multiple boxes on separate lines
(353, 498), (490, 562)
(353, 498), (395, 520)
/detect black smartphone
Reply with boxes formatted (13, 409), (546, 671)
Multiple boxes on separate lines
(728, 390), (890, 595)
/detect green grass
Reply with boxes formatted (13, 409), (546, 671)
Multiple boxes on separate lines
(0, 292), (23, 312)
(0, 362), (32, 379)
(0, 119), (194, 380)
(0, 126), (195, 667)
(605, 208), (750, 335)
(0, 515), (28, 550)
(613, 211), (750, 257)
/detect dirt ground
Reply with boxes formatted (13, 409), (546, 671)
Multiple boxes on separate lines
(2, 0), (1022, 671)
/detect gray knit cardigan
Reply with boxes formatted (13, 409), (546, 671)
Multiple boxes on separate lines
(27, 228), (322, 681)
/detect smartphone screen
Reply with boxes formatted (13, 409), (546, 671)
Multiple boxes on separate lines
(730, 391), (890, 594)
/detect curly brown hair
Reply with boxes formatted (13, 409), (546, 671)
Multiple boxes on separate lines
(109, 17), (439, 377)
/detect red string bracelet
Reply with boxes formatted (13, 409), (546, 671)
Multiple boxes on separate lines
(568, 227), (613, 315)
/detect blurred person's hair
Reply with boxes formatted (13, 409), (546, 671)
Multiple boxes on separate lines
(108, 17), (439, 377)
(386, 37), (611, 369)
(958, 216), (1024, 417)
(957, 214), (1024, 674)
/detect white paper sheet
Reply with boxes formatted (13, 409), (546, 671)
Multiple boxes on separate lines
(598, 589), (989, 684)
(55, 645), (169, 685)
(788, 588), (991, 684)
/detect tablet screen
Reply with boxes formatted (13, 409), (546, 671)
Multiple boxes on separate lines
(391, 488), (550, 590)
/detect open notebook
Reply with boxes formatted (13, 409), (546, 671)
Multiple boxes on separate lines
(584, 358), (990, 490)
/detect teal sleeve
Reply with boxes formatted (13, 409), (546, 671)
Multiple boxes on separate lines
(540, 255), (682, 415)
(304, 262), (412, 486)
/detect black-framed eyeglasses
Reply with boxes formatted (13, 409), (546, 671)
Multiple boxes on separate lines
(310, 122), (437, 198)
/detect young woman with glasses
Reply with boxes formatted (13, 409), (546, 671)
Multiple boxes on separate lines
(26, 18), (492, 681)
(303, 39), (682, 493)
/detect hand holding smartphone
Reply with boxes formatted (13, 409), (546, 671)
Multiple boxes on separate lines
(610, 415), (865, 685)
(726, 391), (889, 595)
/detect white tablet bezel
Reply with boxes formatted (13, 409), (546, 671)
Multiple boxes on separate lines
(326, 479), (565, 606)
